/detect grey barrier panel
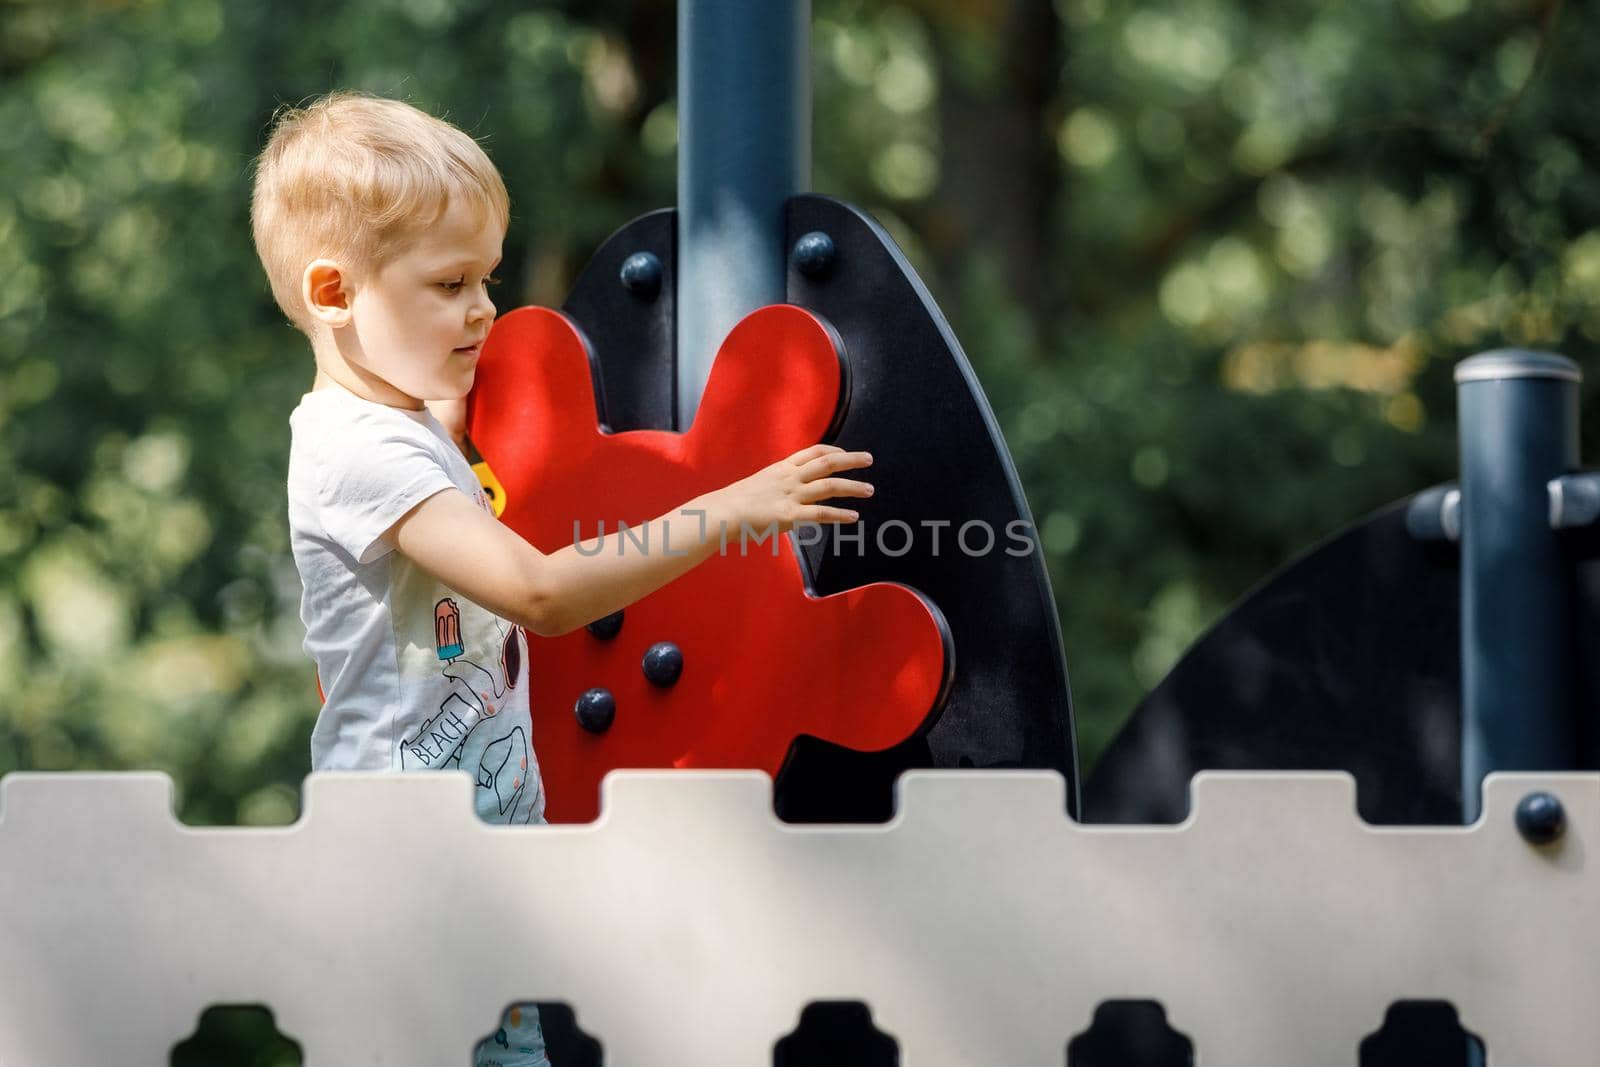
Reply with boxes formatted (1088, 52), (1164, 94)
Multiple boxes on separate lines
(1, 770), (1595, 1065)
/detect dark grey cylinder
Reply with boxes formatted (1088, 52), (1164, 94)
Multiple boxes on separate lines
(677, 0), (811, 427)
(1456, 350), (1580, 821)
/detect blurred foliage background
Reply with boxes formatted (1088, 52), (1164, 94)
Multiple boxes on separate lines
(1, 0), (1596, 832)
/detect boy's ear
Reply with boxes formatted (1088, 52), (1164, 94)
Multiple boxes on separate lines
(302, 259), (353, 328)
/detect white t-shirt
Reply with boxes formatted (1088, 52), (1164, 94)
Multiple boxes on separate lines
(287, 386), (546, 826)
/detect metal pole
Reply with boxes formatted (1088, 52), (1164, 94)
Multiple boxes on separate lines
(677, 0), (811, 427)
(1456, 350), (1581, 822)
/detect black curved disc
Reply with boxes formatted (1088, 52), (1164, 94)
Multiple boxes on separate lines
(1569, 520), (1600, 767)
(1085, 493), (1600, 826)
(1084, 498), (1463, 825)
(781, 194), (1079, 820)
(560, 208), (676, 432)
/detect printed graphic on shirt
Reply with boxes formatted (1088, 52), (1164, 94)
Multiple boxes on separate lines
(475, 485), (499, 519)
(435, 597), (466, 660)
(479, 726), (532, 816)
(500, 625), (522, 691)
(396, 588), (542, 824)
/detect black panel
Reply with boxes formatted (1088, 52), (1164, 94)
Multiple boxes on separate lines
(560, 208), (677, 432)
(1085, 499), (1465, 825)
(1086, 493), (1600, 830)
(1567, 521), (1600, 767)
(781, 194), (1079, 820)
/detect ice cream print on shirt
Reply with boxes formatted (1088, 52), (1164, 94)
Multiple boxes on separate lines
(398, 590), (543, 824)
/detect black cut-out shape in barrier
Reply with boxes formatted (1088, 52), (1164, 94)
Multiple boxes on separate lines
(170, 1004), (301, 1066)
(534, 1002), (605, 1067)
(774, 1001), (899, 1067)
(559, 198), (1079, 822)
(1066, 1000), (1193, 1067)
(1066, 998), (1491, 1067)
(780, 193), (1079, 821)
(560, 207), (677, 434)
(1360, 1001), (1485, 1066)
(1084, 492), (1600, 827)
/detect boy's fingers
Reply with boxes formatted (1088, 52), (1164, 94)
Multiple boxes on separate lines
(829, 450), (873, 470)
(800, 477), (874, 502)
(806, 505), (861, 524)
(789, 443), (841, 466)
(798, 450), (873, 480)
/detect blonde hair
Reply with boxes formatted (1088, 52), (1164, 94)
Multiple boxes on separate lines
(250, 91), (510, 334)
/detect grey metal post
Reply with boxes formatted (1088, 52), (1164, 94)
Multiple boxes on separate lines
(676, 0), (811, 427)
(1456, 350), (1581, 822)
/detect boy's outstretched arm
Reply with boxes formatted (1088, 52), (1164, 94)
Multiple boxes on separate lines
(387, 444), (873, 637)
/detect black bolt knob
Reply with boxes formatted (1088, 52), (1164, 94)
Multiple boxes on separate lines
(792, 231), (836, 279)
(619, 252), (663, 299)
(641, 641), (683, 687)
(1515, 791), (1565, 844)
(575, 687), (616, 733)
(586, 611), (624, 640)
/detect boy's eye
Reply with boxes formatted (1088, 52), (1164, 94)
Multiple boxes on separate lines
(437, 276), (500, 293)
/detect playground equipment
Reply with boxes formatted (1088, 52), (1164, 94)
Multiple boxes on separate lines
(3, 1), (1598, 1064)
(2, 770), (1597, 1065)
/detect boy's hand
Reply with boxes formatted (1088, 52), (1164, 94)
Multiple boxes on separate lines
(389, 443), (873, 638)
(704, 444), (874, 542)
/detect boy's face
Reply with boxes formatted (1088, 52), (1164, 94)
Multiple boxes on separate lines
(342, 197), (504, 407)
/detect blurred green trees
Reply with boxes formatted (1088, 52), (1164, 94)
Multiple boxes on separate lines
(1, 0), (1595, 816)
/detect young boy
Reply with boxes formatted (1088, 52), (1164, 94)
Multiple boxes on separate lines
(249, 91), (872, 1066)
